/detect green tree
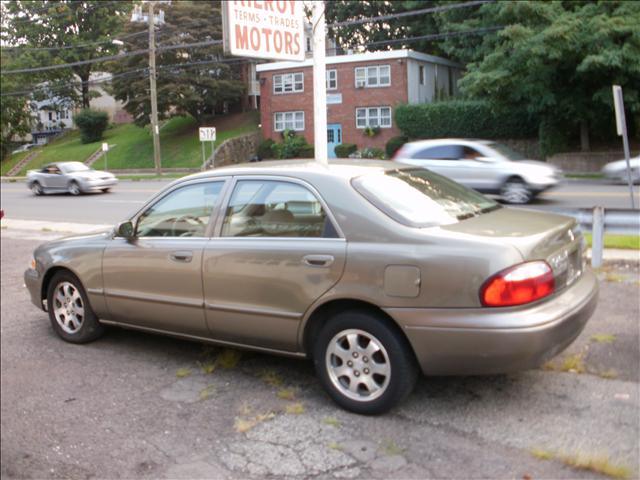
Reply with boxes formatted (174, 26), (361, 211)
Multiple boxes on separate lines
(437, 1), (640, 151)
(0, 52), (34, 160)
(109, 1), (245, 127)
(325, 1), (446, 55)
(1, 0), (132, 108)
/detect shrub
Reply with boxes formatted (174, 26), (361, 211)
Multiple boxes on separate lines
(350, 147), (386, 159)
(256, 138), (276, 159)
(334, 143), (357, 158)
(298, 145), (314, 158)
(395, 101), (538, 140)
(270, 130), (312, 159)
(385, 136), (408, 157)
(74, 109), (109, 144)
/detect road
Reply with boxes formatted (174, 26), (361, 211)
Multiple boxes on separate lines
(1, 233), (638, 479)
(1, 179), (638, 225)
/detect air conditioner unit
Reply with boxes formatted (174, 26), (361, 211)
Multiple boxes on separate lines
(356, 81), (365, 88)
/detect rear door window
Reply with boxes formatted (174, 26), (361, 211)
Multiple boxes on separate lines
(221, 180), (339, 238)
(352, 168), (500, 227)
(412, 145), (463, 160)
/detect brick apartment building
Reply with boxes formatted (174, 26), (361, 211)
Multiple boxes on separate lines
(256, 49), (463, 157)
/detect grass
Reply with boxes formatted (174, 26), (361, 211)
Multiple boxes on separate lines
(276, 388), (296, 401)
(530, 449), (631, 479)
(323, 417), (340, 427)
(543, 352), (586, 373)
(234, 411), (276, 433)
(199, 385), (216, 401)
(1, 149), (31, 176)
(564, 173), (605, 180)
(175, 368), (192, 378)
(381, 440), (405, 456)
(584, 234), (640, 250)
(260, 369), (284, 387)
(285, 402), (305, 415)
(327, 442), (343, 451)
(199, 361), (217, 375)
(590, 333), (617, 344)
(216, 349), (242, 369)
(13, 112), (259, 175)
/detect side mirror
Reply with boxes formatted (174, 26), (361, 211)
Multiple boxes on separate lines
(116, 221), (135, 239)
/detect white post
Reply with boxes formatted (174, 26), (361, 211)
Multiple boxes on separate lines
(612, 85), (636, 209)
(312, 1), (327, 166)
(591, 206), (605, 268)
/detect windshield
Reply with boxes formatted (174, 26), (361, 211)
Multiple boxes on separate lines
(352, 168), (500, 228)
(61, 162), (90, 173)
(487, 142), (526, 161)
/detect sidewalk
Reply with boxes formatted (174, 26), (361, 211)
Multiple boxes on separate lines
(2, 218), (638, 263)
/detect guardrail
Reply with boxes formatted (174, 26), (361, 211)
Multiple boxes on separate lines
(554, 207), (639, 267)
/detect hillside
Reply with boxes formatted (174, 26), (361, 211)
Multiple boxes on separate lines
(2, 112), (259, 176)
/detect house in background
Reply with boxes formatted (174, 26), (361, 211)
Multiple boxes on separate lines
(256, 49), (463, 156)
(25, 72), (132, 145)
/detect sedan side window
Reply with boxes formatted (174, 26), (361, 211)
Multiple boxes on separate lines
(413, 145), (463, 160)
(136, 182), (223, 237)
(221, 180), (338, 238)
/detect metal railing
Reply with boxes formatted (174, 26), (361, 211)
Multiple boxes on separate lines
(554, 207), (639, 267)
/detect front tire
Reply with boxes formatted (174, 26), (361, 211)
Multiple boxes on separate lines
(500, 177), (533, 204)
(313, 310), (418, 415)
(31, 181), (43, 196)
(46, 271), (104, 343)
(68, 181), (81, 196)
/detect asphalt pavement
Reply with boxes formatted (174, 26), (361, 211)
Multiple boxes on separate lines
(1, 178), (639, 225)
(1, 232), (639, 479)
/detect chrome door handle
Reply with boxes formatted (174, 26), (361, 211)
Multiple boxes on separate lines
(169, 250), (193, 263)
(303, 254), (334, 268)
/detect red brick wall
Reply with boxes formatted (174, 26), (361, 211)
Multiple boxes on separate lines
(259, 58), (408, 153)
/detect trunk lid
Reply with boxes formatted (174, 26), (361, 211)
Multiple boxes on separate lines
(441, 207), (585, 291)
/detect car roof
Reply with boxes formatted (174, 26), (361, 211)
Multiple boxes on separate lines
(179, 159), (402, 183)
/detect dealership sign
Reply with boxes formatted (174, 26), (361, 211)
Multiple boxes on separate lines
(222, 1), (305, 61)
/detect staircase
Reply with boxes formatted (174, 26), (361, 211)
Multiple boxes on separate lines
(6, 150), (40, 177)
(85, 144), (115, 167)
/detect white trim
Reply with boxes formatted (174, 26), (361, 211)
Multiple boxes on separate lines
(354, 65), (391, 88)
(355, 106), (392, 129)
(274, 111), (305, 132)
(326, 69), (338, 90)
(257, 49), (462, 72)
(273, 72), (304, 94)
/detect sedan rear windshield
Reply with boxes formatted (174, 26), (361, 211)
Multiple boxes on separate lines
(352, 168), (500, 228)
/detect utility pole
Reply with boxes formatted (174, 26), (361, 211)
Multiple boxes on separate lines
(132, 2), (166, 175)
(148, 2), (161, 175)
(311, 1), (327, 166)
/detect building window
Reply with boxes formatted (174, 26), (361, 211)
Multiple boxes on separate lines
(354, 65), (390, 88)
(355, 106), (392, 129)
(273, 72), (304, 94)
(326, 69), (337, 90)
(419, 65), (425, 85)
(274, 111), (305, 132)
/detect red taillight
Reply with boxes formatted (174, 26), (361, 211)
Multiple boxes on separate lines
(480, 261), (555, 307)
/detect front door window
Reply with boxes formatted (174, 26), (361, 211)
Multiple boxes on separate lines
(136, 182), (223, 237)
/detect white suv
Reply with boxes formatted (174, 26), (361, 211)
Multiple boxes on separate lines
(394, 139), (562, 204)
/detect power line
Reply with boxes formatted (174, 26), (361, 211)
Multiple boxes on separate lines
(0, 39), (224, 74)
(362, 26), (503, 48)
(2, 29), (147, 51)
(327, 0), (493, 28)
(0, 58), (250, 97)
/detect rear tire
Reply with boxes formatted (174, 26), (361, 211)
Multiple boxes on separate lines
(46, 271), (104, 344)
(313, 310), (418, 415)
(68, 181), (81, 196)
(500, 177), (532, 204)
(31, 181), (43, 196)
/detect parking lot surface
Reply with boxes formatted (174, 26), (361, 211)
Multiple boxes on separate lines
(1, 233), (638, 479)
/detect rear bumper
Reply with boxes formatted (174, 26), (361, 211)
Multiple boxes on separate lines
(384, 269), (598, 375)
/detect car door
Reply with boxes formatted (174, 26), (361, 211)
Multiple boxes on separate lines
(40, 164), (67, 190)
(202, 177), (346, 352)
(102, 178), (228, 336)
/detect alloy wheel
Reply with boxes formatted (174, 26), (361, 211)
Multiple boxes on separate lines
(501, 179), (531, 204)
(69, 182), (80, 195)
(325, 328), (391, 402)
(52, 281), (85, 334)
